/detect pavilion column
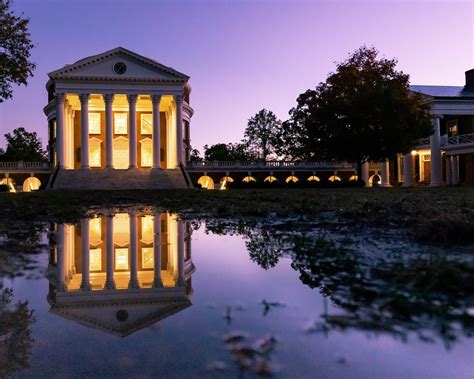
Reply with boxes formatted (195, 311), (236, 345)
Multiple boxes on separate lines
(80, 218), (92, 291)
(55, 93), (66, 169)
(381, 159), (391, 187)
(445, 156), (452, 186)
(105, 214), (116, 290)
(128, 94), (138, 169)
(185, 121), (191, 163)
(56, 224), (67, 291)
(430, 116), (442, 187)
(79, 94), (90, 169)
(175, 95), (184, 166)
(129, 212), (140, 288)
(152, 214), (163, 287)
(151, 95), (162, 169)
(104, 94), (115, 168)
(361, 162), (369, 187)
(175, 220), (185, 287)
(451, 155), (459, 185)
(403, 153), (414, 187)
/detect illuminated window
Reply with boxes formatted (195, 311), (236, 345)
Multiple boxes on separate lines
(0, 178), (16, 192)
(197, 175), (215, 189)
(89, 138), (101, 167)
(22, 177), (41, 192)
(141, 113), (152, 135)
(307, 175), (320, 182)
(115, 248), (129, 270)
(89, 113), (101, 134)
(142, 247), (154, 269)
(114, 113), (128, 134)
(141, 216), (154, 244)
(113, 137), (129, 169)
(328, 175), (342, 182)
(264, 176), (278, 183)
(219, 176), (234, 190)
(89, 217), (102, 246)
(349, 175), (358, 181)
(140, 138), (152, 167)
(90, 248), (102, 271)
(243, 176), (256, 183)
(286, 175), (299, 183)
(113, 213), (130, 246)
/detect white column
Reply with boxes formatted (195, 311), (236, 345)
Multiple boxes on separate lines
(152, 214), (163, 287)
(175, 95), (184, 166)
(129, 213), (139, 288)
(151, 95), (162, 169)
(381, 159), (391, 187)
(104, 94), (114, 168)
(79, 93), (90, 169)
(55, 93), (66, 168)
(80, 218), (91, 291)
(56, 224), (67, 291)
(128, 94), (138, 169)
(362, 162), (369, 187)
(105, 214), (115, 290)
(175, 220), (185, 287)
(451, 155), (459, 185)
(403, 154), (414, 187)
(445, 156), (452, 186)
(430, 116), (442, 187)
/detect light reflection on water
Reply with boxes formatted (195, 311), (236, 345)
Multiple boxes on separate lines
(1, 210), (473, 378)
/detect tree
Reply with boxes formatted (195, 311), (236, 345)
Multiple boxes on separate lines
(189, 148), (202, 162)
(243, 109), (281, 160)
(0, 0), (36, 102)
(0, 127), (47, 161)
(203, 142), (253, 161)
(282, 46), (432, 179)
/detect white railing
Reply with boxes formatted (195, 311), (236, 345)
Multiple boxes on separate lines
(0, 161), (51, 170)
(187, 160), (356, 170)
(413, 137), (431, 147)
(444, 132), (474, 147)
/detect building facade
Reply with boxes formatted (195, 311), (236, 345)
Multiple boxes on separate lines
(398, 69), (474, 186)
(43, 47), (194, 190)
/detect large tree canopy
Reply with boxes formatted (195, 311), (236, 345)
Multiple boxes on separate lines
(0, 0), (35, 102)
(0, 127), (47, 161)
(203, 142), (253, 161)
(281, 46), (432, 177)
(243, 109), (281, 160)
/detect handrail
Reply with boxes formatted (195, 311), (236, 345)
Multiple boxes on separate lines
(187, 160), (357, 169)
(0, 161), (51, 170)
(444, 132), (474, 146)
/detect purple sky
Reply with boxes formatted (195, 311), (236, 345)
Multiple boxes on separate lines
(0, 0), (473, 152)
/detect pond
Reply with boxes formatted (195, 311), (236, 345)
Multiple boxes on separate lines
(0, 209), (473, 378)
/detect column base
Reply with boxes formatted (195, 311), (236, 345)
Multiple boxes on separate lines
(175, 276), (185, 287)
(402, 182), (414, 188)
(429, 182), (442, 187)
(80, 166), (91, 170)
(152, 278), (164, 288)
(128, 279), (140, 289)
(104, 280), (116, 290)
(57, 282), (68, 292)
(381, 184), (392, 188)
(80, 282), (92, 291)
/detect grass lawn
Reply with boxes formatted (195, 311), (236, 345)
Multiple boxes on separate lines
(0, 187), (473, 243)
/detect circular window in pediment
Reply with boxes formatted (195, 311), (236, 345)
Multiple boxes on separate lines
(113, 62), (127, 75)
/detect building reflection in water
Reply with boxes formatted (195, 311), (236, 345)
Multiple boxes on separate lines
(48, 212), (195, 337)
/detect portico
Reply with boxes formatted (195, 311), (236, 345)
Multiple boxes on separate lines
(44, 47), (193, 189)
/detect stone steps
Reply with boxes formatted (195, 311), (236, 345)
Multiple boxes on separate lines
(50, 168), (189, 190)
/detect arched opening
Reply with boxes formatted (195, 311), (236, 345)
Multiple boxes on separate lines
(0, 177), (16, 192)
(328, 175), (342, 182)
(264, 176), (278, 183)
(307, 175), (320, 182)
(89, 137), (102, 168)
(113, 136), (129, 169)
(349, 175), (358, 181)
(369, 174), (381, 187)
(243, 176), (257, 183)
(219, 176), (234, 190)
(197, 175), (215, 189)
(23, 177), (41, 192)
(139, 138), (153, 167)
(286, 175), (299, 183)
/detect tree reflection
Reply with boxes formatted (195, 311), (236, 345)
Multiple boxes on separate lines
(205, 219), (474, 348)
(0, 288), (35, 378)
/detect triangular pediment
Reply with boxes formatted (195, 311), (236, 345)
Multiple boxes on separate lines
(50, 296), (191, 337)
(49, 47), (189, 83)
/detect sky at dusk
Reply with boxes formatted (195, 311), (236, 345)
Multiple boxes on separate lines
(0, 0), (473, 152)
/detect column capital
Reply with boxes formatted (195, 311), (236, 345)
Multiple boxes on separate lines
(55, 93), (66, 103)
(103, 94), (115, 104)
(151, 94), (162, 105)
(127, 94), (138, 104)
(174, 94), (183, 104)
(79, 93), (90, 103)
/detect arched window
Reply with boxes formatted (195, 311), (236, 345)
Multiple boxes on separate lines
(369, 174), (381, 187)
(307, 175), (320, 182)
(243, 176), (257, 183)
(349, 175), (358, 181)
(23, 177), (41, 192)
(286, 175), (299, 183)
(219, 176), (234, 190)
(0, 177), (16, 192)
(328, 175), (342, 182)
(264, 176), (278, 183)
(140, 138), (153, 167)
(89, 137), (102, 168)
(113, 136), (129, 169)
(198, 175), (215, 189)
